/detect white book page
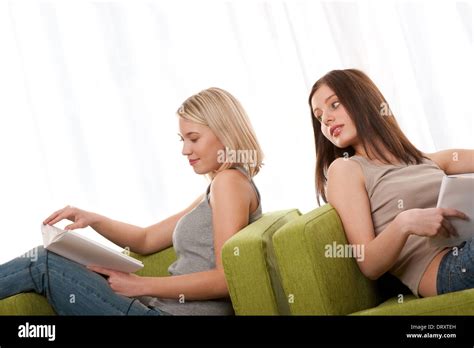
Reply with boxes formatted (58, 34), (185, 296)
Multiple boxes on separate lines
(41, 224), (143, 273)
(431, 174), (474, 248)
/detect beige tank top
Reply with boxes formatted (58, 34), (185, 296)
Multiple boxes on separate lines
(349, 155), (446, 296)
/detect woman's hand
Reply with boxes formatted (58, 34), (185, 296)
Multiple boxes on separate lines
(87, 265), (147, 297)
(396, 208), (469, 238)
(43, 205), (97, 230)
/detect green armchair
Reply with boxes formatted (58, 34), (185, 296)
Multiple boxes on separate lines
(0, 209), (300, 316)
(272, 204), (474, 315)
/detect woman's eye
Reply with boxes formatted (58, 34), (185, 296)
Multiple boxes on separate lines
(190, 138), (198, 143)
(331, 101), (340, 109)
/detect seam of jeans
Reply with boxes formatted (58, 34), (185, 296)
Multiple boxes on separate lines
(126, 298), (138, 315)
(43, 250), (62, 311)
(45, 251), (51, 297)
(28, 258), (41, 294)
(447, 269), (452, 293)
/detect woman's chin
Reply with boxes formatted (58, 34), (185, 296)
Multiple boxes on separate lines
(191, 162), (228, 176)
(332, 137), (350, 149)
(192, 165), (209, 175)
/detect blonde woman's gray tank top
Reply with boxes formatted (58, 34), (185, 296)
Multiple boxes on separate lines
(138, 166), (262, 314)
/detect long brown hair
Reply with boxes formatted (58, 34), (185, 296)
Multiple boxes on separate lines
(308, 69), (428, 205)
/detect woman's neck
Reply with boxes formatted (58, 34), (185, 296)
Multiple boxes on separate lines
(353, 143), (402, 165)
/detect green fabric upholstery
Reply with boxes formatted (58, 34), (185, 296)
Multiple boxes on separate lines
(273, 204), (379, 315)
(222, 209), (301, 315)
(0, 293), (56, 316)
(132, 246), (177, 277)
(273, 204), (474, 315)
(352, 288), (474, 315)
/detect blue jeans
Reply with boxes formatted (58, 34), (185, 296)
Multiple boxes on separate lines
(0, 246), (167, 315)
(437, 238), (474, 295)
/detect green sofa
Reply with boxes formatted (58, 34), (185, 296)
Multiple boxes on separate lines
(0, 209), (300, 316)
(272, 204), (474, 315)
(2, 205), (473, 315)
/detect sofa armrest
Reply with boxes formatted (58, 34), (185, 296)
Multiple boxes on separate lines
(273, 204), (379, 315)
(222, 209), (301, 315)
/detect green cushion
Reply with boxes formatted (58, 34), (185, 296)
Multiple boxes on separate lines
(131, 246), (176, 277)
(222, 209), (301, 315)
(372, 294), (418, 308)
(352, 288), (474, 315)
(273, 204), (380, 315)
(0, 293), (56, 315)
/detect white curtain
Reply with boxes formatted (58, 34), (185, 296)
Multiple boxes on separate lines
(0, 0), (472, 264)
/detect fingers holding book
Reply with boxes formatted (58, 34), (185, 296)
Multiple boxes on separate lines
(87, 265), (145, 297)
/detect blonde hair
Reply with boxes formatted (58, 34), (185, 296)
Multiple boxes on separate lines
(177, 87), (263, 178)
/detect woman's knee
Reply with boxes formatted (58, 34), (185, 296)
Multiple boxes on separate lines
(18, 245), (46, 264)
(28, 246), (61, 270)
(32, 246), (47, 263)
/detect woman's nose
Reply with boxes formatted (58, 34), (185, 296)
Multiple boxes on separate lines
(182, 143), (192, 156)
(322, 111), (335, 126)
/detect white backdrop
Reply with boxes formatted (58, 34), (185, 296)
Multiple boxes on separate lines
(0, 0), (473, 264)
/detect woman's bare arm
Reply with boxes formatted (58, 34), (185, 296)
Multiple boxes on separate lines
(44, 195), (204, 255)
(140, 169), (254, 300)
(426, 149), (474, 174)
(326, 158), (410, 280)
(326, 158), (465, 280)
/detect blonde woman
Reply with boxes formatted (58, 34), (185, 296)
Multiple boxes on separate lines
(0, 87), (263, 315)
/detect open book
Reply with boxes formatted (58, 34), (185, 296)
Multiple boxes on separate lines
(42, 224), (144, 273)
(430, 173), (474, 248)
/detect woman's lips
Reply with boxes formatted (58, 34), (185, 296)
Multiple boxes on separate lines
(332, 125), (343, 137)
(189, 159), (200, 166)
